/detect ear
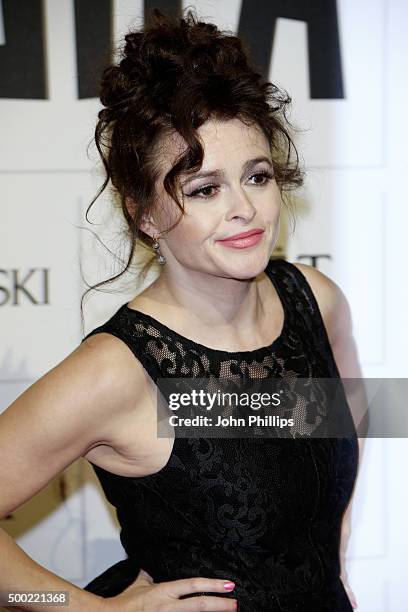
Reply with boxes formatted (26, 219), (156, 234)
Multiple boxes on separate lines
(139, 211), (160, 239)
(125, 197), (159, 238)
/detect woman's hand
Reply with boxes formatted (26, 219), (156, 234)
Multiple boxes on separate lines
(103, 568), (238, 611)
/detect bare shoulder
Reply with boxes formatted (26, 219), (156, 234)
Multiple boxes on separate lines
(79, 330), (154, 421)
(291, 261), (353, 344)
(0, 332), (150, 517)
(291, 262), (365, 409)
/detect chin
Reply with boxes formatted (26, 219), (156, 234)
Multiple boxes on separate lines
(221, 257), (268, 279)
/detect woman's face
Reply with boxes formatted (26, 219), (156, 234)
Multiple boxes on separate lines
(144, 117), (282, 280)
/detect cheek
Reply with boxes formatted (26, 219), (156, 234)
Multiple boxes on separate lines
(175, 208), (218, 241)
(165, 217), (211, 249)
(272, 203), (281, 222)
(265, 190), (281, 222)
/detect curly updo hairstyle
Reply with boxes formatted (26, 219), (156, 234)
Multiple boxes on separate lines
(81, 7), (304, 323)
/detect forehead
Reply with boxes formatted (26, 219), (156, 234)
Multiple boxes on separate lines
(156, 118), (270, 178)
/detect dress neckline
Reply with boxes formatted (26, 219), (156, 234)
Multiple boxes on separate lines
(122, 258), (289, 357)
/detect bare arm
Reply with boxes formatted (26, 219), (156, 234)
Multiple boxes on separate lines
(294, 262), (367, 609)
(0, 334), (143, 611)
(328, 291), (366, 610)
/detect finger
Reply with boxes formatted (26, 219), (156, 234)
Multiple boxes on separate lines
(173, 595), (238, 611)
(156, 577), (236, 600)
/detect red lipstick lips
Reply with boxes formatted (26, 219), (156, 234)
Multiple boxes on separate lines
(216, 228), (265, 249)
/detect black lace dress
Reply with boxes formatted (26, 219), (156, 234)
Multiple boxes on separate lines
(82, 258), (358, 611)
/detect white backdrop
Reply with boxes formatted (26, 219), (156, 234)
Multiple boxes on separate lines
(1, 1), (407, 610)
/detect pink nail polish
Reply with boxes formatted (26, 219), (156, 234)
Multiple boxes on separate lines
(224, 581), (235, 590)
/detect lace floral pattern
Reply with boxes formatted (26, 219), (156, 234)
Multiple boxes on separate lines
(82, 258), (358, 611)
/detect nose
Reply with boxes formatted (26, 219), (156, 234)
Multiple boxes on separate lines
(225, 187), (257, 223)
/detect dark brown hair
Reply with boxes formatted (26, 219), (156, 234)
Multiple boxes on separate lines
(81, 7), (305, 330)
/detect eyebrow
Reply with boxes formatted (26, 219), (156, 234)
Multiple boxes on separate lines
(180, 156), (273, 186)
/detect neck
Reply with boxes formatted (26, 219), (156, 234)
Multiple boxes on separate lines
(139, 262), (272, 334)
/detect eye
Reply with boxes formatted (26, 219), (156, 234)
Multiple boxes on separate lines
(184, 170), (275, 200)
(187, 184), (218, 199)
(249, 170), (275, 186)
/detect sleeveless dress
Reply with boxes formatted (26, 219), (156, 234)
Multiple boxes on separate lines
(81, 257), (359, 611)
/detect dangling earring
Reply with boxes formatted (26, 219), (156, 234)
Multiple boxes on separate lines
(152, 236), (166, 265)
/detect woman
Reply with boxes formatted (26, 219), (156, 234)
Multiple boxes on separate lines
(0, 8), (362, 611)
